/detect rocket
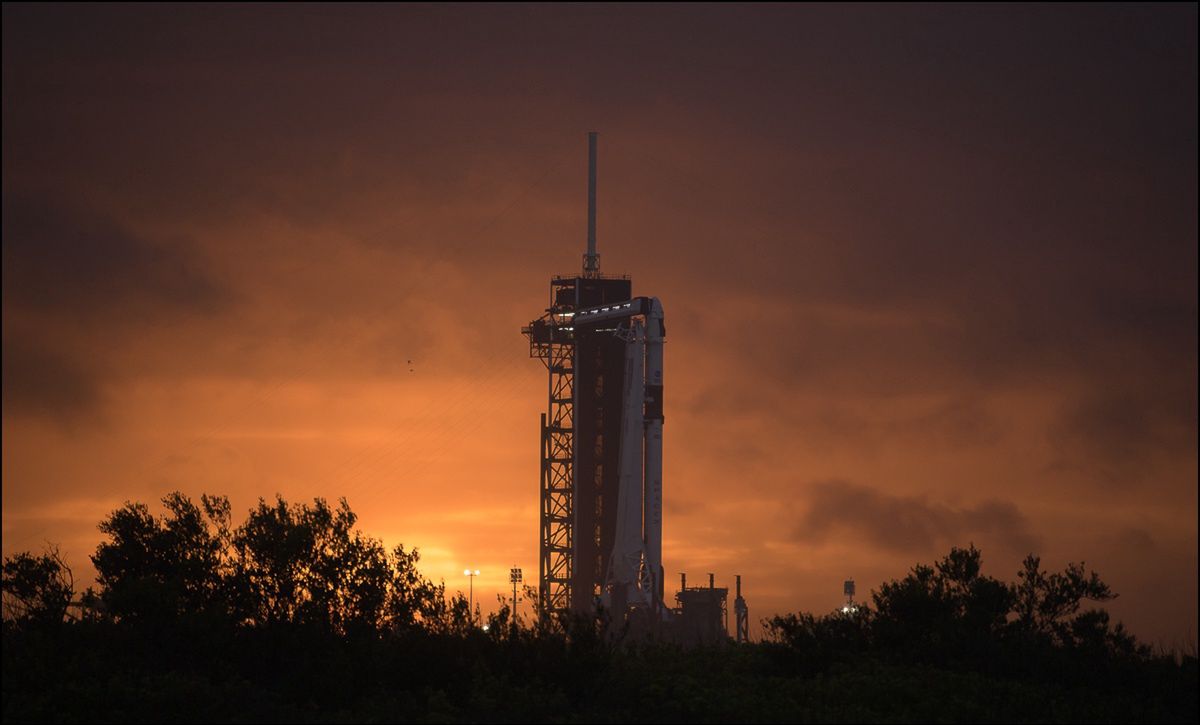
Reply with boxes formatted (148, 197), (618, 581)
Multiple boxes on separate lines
(574, 296), (665, 615)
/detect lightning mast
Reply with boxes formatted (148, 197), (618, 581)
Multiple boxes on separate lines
(584, 131), (600, 277)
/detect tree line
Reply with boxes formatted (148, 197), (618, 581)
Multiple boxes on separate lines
(3, 491), (1195, 723)
(4, 492), (491, 635)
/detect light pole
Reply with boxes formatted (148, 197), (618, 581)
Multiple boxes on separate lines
(510, 567), (523, 630)
(464, 569), (480, 625)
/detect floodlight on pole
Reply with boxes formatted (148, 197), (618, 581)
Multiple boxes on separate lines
(464, 569), (480, 625)
(510, 567), (523, 631)
(842, 578), (858, 614)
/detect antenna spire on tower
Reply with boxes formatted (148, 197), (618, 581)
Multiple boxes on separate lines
(583, 131), (600, 277)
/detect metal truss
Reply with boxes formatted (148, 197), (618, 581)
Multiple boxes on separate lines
(525, 299), (575, 623)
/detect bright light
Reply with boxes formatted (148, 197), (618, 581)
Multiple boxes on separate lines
(481, 624), (490, 632)
(464, 569), (471, 576)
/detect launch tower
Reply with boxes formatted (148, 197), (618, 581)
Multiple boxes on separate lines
(523, 133), (666, 624)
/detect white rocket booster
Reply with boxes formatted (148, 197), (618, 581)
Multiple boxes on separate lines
(643, 297), (664, 609)
(607, 319), (646, 607)
(581, 297), (665, 614)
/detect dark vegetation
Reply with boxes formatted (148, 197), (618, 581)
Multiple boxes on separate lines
(3, 492), (1196, 723)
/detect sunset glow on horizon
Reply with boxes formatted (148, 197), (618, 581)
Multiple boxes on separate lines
(3, 4), (1196, 647)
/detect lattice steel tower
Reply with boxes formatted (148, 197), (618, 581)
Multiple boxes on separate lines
(524, 133), (655, 622)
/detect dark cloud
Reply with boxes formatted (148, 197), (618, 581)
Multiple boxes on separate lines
(794, 479), (1040, 556)
(1, 191), (231, 420)
(1049, 381), (1198, 482)
(684, 384), (1004, 455)
(2, 191), (229, 321)
(1, 332), (102, 421)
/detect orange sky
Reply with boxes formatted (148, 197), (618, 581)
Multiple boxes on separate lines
(3, 4), (1196, 645)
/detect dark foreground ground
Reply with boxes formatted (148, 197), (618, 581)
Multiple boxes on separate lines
(3, 624), (1196, 723)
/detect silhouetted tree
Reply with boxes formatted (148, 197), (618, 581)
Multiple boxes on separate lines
(383, 544), (445, 633)
(90, 493), (230, 623)
(1013, 554), (1110, 637)
(872, 544), (1013, 665)
(1, 546), (73, 629)
(85, 491), (454, 635)
(231, 495), (390, 632)
(765, 545), (1152, 679)
(1010, 553), (1146, 656)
